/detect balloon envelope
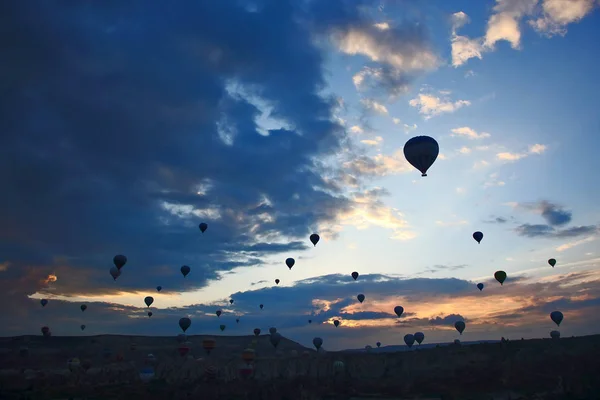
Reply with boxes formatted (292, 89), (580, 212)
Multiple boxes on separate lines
(113, 254), (127, 269)
(310, 234), (320, 246)
(454, 321), (466, 335)
(404, 334), (415, 348)
(275, 279), (280, 285)
(80, 304), (87, 312)
(179, 317), (191, 332)
(357, 294), (365, 303)
(156, 286), (162, 292)
(473, 231), (483, 244)
(199, 222), (208, 233)
(312, 337), (323, 350)
(216, 310), (222, 317)
(550, 330), (560, 339)
(403, 136), (439, 177)
(394, 306), (404, 317)
(494, 271), (507, 285)
(253, 328), (261, 336)
(40, 299), (48, 307)
(351, 271), (359, 280)
(285, 258), (295, 269)
(144, 296), (154, 307)
(477, 283), (484, 291)
(269, 327), (277, 335)
(414, 332), (425, 344)
(548, 258), (557, 267)
(180, 265), (191, 277)
(333, 320), (340, 327)
(550, 311), (564, 326)
(109, 266), (121, 280)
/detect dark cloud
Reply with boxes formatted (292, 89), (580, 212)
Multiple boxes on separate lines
(428, 313), (466, 326)
(484, 216), (512, 224)
(517, 201), (572, 226)
(515, 224), (598, 238)
(1, 0), (413, 305)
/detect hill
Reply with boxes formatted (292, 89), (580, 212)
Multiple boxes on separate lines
(341, 340), (501, 353)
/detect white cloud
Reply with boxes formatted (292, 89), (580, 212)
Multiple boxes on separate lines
(456, 187), (466, 194)
(392, 117), (401, 125)
(451, 126), (491, 140)
(529, 0), (598, 37)
(409, 91), (471, 119)
(483, 172), (507, 188)
(343, 149), (413, 177)
(473, 160), (490, 169)
(435, 218), (468, 227)
(556, 236), (597, 252)
(496, 143), (547, 161)
(403, 123), (417, 133)
(350, 125), (364, 134)
(360, 136), (384, 146)
(361, 98), (389, 115)
(450, 12), (485, 67)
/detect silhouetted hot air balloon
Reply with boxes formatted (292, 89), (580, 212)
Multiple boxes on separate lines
(148, 311), (153, 317)
(270, 332), (281, 348)
(80, 304), (87, 312)
(269, 327), (277, 335)
(313, 337), (323, 350)
(113, 255), (127, 270)
(403, 136), (439, 177)
(41, 326), (50, 336)
(333, 320), (340, 327)
(494, 271), (507, 285)
(473, 231), (483, 244)
(308, 319), (312, 324)
(199, 222), (208, 233)
(180, 265), (190, 278)
(394, 306), (404, 317)
(259, 304), (264, 310)
(40, 299), (48, 307)
(454, 321), (466, 335)
(404, 334), (415, 348)
(219, 324), (226, 332)
(229, 299), (234, 304)
(477, 283), (484, 291)
(179, 317), (191, 333)
(357, 294), (365, 303)
(275, 279), (280, 285)
(241, 348), (255, 364)
(144, 297), (154, 307)
(548, 258), (557, 268)
(253, 328), (261, 337)
(550, 330), (560, 339)
(156, 286), (162, 292)
(216, 310), (222, 317)
(376, 342), (381, 348)
(414, 332), (425, 345)
(236, 318), (240, 323)
(285, 258), (295, 269)
(310, 234), (320, 247)
(80, 324), (86, 331)
(351, 271), (359, 281)
(550, 311), (564, 327)
(109, 266), (120, 280)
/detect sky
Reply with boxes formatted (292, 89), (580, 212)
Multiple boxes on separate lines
(1, 0), (600, 351)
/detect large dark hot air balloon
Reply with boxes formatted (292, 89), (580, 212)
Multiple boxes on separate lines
(113, 255), (127, 270)
(550, 311), (564, 327)
(351, 272), (359, 281)
(333, 320), (340, 327)
(216, 310), (222, 317)
(548, 258), (557, 268)
(494, 271), (507, 285)
(357, 294), (365, 303)
(253, 328), (261, 337)
(199, 223), (208, 233)
(477, 283), (484, 291)
(394, 306), (404, 317)
(403, 136), (439, 177)
(313, 337), (323, 350)
(40, 299), (48, 307)
(454, 321), (466, 335)
(181, 265), (191, 278)
(275, 279), (280, 285)
(80, 304), (87, 312)
(473, 231), (483, 244)
(404, 334), (415, 348)
(285, 258), (295, 270)
(310, 234), (320, 246)
(144, 297), (154, 307)
(179, 317), (191, 333)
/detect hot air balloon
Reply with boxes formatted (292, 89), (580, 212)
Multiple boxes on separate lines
(333, 320), (340, 327)
(229, 299), (234, 304)
(199, 222), (208, 233)
(67, 358), (81, 372)
(113, 255), (127, 270)
(219, 324), (226, 332)
(109, 266), (120, 280)
(313, 337), (323, 350)
(156, 286), (162, 292)
(236, 318), (240, 323)
(403, 136), (439, 177)
(357, 294), (365, 303)
(269, 327), (277, 335)
(376, 342), (381, 348)
(241, 348), (255, 364)
(333, 360), (345, 373)
(259, 304), (264, 310)
(202, 338), (216, 354)
(204, 365), (218, 380)
(394, 306), (404, 317)
(404, 334), (415, 348)
(180, 265), (190, 278)
(270, 332), (282, 348)
(473, 231), (483, 244)
(275, 279), (280, 285)
(216, 310), (222, 317)
(285, 258), (295, 269)
(148, 311), (153, 317)
(179, 317), (191, 333)
(80, 324), (86, 331)
(144, 296), (154, 307)
(477, 283), (484, 291)
(41, 326), (50, 336)
(548, 258), (557, 268)
(550, 311), (564, 327)
(253, 328), (261, 337)
(310, 234), (320, 246)
(550, 330), (560, 340)
(454, 339), (461, 346)
(454, 321), (466, 335)
(308, 319), (312, 324)
(365, 345), (372, 353)
(80, 304), (87, 312)
(494, 271), (507, 285)
(414, 332), (425, 345)
(351, 272), (359, 281)
(40, 299), (48, 307)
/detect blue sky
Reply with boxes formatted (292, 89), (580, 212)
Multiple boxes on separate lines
(1, 0), (599, 351)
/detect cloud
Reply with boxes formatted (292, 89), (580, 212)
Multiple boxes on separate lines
(450, 127), (491, 140)
(360, 136), (384, 146)
(409, 91), (471, 119)
(450, 12), (485, 67)
(361, 98), (389, 115)
(428, 314), (467, 326)
(515, 224), (599, 238)
(343, 150), (413, 177)
(483, 172), (506, 188)
(421, 264), (467, 274)
(515, 200), (573, 226)
(435, 219), (469, 227)
(556, 236), (597, 252)
(529, 0), (598, 37)
(496, 144), (547, 161)
(484, 215), (513, 224)
(403, 123), (418, 133)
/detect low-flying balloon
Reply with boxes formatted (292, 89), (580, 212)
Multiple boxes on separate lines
(253, 328), (261, 337)
(404, 334), (415, 348)
(180, 265), (191, 278)
(414, 332), (425, 345)
(310, 234), (320, 247)
(156, 286), (162, 292)
(357, 294), (365, 303)
(394, 306), (404, 317)
(109, 267), (120, 281)
(494, 271), (507, 285)
(477, 283), (484, 291)
(548, 258), (557, 268)
(376, 342), (381, 348)
(40, 299), (48, 307)
(550, 330), (560, 339)
(473, 231), (483, 244)
(179, 317), (191, 333)
(148, 311), (153, 317)
(403, 136), (439, 177)
(312, 337), (323, 350)
(275, 279), (280, 285)
(199, 222), (208, 233)
(285, 258), (295, 270)
(351, 272), (359, 281)
(269, 327), (277, 335)
(333, 320), (340, 327)
(270, 332), (281, 348)
(454, 321), (466, 335)
(550, 311), (564, 327)
(259, 304), (264, 310)
(144, 297), (154, 307)
(80, 304), (87, 312)
(80, 324), (86, 331)
(113, 254), (127, 270)
(219, 325), (226, 332)
(216, 310), (222, 317)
